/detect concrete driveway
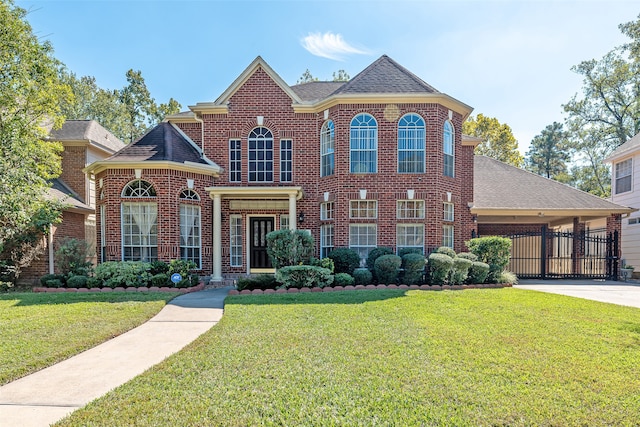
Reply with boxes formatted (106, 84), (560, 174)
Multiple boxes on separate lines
(515, 279), (640, 309)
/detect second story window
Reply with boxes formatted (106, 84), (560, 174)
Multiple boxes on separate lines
(350, 200), (377, 219)
(398, 114), (425, 173)
(615, 159), (632, 194)
(229, 139), (241, 182)
(321, 120), (335, 177)
(350, 113), (377, 174)
(248, 127), (273, 182)
(280, 139), (292, 182)
(443, 120), (454, 177)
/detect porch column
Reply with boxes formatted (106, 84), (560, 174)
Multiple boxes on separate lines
(289, 193), (297, 231)
(212, 194), (223, 282)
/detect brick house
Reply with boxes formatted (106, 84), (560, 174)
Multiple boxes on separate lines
(20, 120), (125, 282)
(85, 55), (630, 282)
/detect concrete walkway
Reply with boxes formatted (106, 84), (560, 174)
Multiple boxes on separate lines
(0, 287), (231, 427)
(516, 279), (640, 309)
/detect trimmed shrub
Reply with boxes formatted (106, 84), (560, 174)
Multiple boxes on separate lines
(328, 248), (361, 276)
(499, 271), (518, 285)
(45, 278), (64, 288)
(374, 254), (402, 285)
(334, 272), (355, 287)
(456, 252), (478, 262)
(275, 265), (333, 289)
(311, 257), (335, 273)
(366, 247), (394, 281)
(468, 261), (490, 284)
(398, 247), (424, 258)
(450, 257), (473, 285)
(149, 261), (170, 275)
(151, 273), (169, 287)
(266, 229), (314, 269)
(434, 246), (456, 258)
(86, 277), (101, 289)
(402, 253), (425, 285)
(353, 268), (372, 286)
(466, 236), (512, 283)
(236, 274), (278, 291)
(427, 253), (454, 285)
(40, 273), (65, 287)
(95, 261), (152, 288)
(66, 275), (88, 288)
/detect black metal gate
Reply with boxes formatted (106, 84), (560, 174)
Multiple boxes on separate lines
(498, 227), (619, 280)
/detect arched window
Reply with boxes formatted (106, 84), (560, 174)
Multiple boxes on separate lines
(248, 127), (273, 182)
(121, 179), (156, 197)
(121, 179), (157, 261)
(320, 120), (335, 177)
(350, 113), (377, 173)
(179, 189), (200, 201)
(398, 114), (425, 173)
(443, 120), (454, 177)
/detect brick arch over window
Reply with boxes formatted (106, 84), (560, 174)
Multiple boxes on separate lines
(241, 118), (280, 137)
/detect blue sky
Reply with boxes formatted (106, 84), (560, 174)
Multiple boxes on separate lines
(16, 0), (640, 152)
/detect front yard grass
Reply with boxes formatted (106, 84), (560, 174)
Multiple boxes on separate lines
(0, 291), (179, 385)
(57, 288), (640, 426)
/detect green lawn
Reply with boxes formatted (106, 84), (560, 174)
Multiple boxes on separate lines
(57, 288), (640, 426)
(0, 291), (179, 385)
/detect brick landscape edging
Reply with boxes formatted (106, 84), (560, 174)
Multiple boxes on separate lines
(228, 283), (512, 296)
(32, 282), (206, 294)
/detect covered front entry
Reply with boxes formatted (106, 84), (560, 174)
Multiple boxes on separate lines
(492, 227), (619, 280)
(205, 186), (303, 282)
(249, 217), (274, 269)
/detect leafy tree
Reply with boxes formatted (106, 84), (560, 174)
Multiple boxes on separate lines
(0, 0), (69, 276)
(297, 69), (318, 84)
(525, 122), (571, 179)
(463, 114), (524, 167)
(61, 68), (180, 143)
(332, 69), (350, 82)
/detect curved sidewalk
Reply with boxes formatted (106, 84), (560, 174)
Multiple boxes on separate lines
(0, 286), (231, 427)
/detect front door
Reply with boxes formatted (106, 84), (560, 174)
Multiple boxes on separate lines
(250, 217), (274, 269)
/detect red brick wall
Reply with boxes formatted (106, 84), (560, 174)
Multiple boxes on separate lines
(60, 146), (87, 201)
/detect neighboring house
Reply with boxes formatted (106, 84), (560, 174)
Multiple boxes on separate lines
(84, 55), (630, 283)
(20, 120), (125, 283)
(605, 133), (640, 269)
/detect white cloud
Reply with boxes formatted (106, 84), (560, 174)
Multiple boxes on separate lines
(301, 32), (368, 61)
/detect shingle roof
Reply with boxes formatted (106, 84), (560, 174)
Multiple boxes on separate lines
(107, 122), (209, 165)
(290, 82), (345, 102)
(473, 155), (629, 211)
(47, 178), (92, 212)
(48, 120), (125, 153)
(605, 132), (640, 162)
(332, 55), (439, 95)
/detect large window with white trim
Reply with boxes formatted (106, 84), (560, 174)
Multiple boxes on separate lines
(230, 215), (243, 267)
(397, 224), (424, 254)
(443, 202), (454, 222)
(248, 127), (273, 182)
(443, 120), (454, 177)
(320, 201), (334, 220)
(349, 224), (377, 265)
(397, 200), (425, 219)
(229, 139), (241, 182)
(350, 200), (377, 219)
(121, 203), (158, 262)
(121, 180), (157, 262)
(443, 225), (454, 249)
(398, 114), (425, 173)
(615, 158), (632, 194)
(179, 189), (201, 268)
(321, 120), (335, 177)
(350, 113), (377, 173)
(280, 139), (292, 182)
(320, 224), (334, 258)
